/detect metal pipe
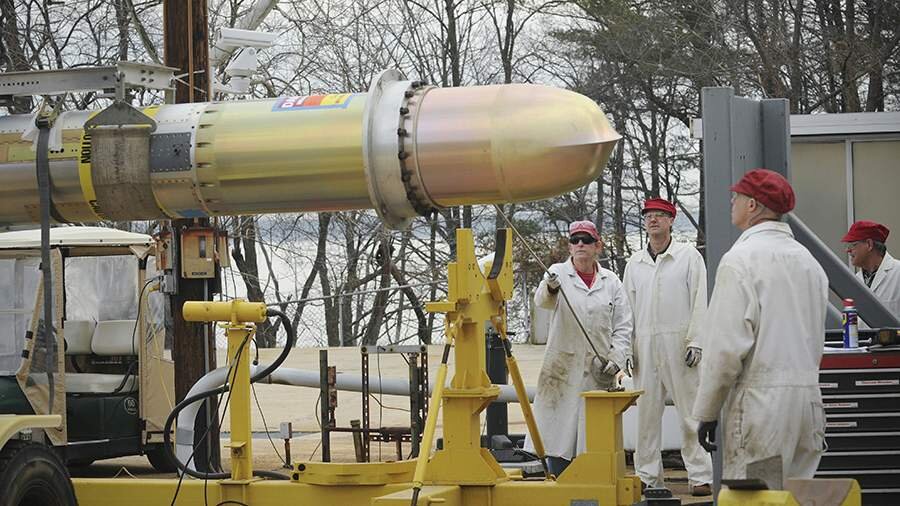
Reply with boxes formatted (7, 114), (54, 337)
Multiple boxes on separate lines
(174, 361), (536, 470)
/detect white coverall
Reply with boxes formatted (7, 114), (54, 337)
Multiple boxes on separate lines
(692, 221), (829, 479)
(624, 241), (712, 488)
(524, 258), (633, 460)
(858, 251), (900, 327)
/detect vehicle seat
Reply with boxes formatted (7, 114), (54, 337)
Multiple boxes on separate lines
(91, 320), (138, 356)
(65, 320), (139, 394)
(64, 320), (95, 355)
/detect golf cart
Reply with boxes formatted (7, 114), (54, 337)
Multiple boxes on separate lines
(0, 226), (175, 496)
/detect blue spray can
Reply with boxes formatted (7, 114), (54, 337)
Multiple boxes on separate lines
(842, 298), (859, 348)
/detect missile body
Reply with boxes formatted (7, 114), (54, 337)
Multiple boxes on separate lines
(0, 70), (619, 228)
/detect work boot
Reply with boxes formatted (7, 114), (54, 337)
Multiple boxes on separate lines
(691, 483), (712, 496)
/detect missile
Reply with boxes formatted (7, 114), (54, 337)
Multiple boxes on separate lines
(0, 69), (619, 228)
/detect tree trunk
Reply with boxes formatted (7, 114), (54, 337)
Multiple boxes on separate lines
(231, 216), (275, 346)
(315, 213), (340, 347)
(362, 237), (392, 346)
(0, 0), (32, 113)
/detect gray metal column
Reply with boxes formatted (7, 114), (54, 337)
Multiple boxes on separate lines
(701, 88), (791, 499)
(702, 88), (790, 280)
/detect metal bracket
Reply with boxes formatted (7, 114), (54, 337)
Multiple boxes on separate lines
(83, 101), (157, 131)
(0, 61), (177, 106)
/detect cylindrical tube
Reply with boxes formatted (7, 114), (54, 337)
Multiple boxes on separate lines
(182, 300), (267, 323)
(0, 70), (620, 229)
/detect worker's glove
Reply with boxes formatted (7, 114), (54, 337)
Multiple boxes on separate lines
(684, 346), (702, 368)
(698, 420), (718, 453)
(592, 356), (619, 375)
(623, 357), (633, 377)
(589, 356), (618, 384)
(545, 272), (560, 291)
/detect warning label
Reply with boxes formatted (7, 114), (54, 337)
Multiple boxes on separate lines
(272, 94), (355, 111)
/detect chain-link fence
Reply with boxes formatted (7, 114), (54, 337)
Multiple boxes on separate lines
(217, 269), (536, 349)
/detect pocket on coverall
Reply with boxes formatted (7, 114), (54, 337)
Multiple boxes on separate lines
(809, 400), (826, 452)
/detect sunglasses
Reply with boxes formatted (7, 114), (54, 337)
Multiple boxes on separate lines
(569, 235), (597, 245)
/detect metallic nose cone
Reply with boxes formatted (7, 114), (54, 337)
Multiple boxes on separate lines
(413, 84), (620, 206)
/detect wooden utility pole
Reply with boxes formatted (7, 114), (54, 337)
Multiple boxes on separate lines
(163, 0), (220, 472)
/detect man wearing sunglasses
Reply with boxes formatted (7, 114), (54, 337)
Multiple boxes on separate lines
(841, 220), (899, 325)
(693, 169), (829, 481)
(623, 198), (712, 496)
(525, 220), (633, 477)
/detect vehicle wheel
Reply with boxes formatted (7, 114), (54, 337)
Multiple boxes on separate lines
(145, 443), (177, 473)
(0, 440), (77, 506)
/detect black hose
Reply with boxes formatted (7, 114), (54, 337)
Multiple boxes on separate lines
(250, 309), (295, 383)
(162, 308), (296, 480)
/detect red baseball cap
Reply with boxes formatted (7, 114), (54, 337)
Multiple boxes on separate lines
(842, 220), (890, 243)
(569, 220), (600, 241)
(642, 198), (676, 217)
(730, 169), (795, 213)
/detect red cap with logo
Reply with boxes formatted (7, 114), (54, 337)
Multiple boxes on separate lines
(842, 220), (890, 243)
(642, 198), (677, 217)
(730, 169), (795, 213)
(569, 220), (600, 241)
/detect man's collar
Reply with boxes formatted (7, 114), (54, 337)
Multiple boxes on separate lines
(647, 237), (672, 261)
(736, 220), (793, 244)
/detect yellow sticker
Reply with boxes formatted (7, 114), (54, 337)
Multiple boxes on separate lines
(77, 111), (105, 220)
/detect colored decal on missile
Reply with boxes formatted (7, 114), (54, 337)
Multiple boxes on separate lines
(272, 94), (355, 111)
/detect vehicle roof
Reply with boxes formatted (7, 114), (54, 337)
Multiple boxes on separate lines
(0, 226), (154, 249)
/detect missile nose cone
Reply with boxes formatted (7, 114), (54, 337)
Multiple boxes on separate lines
(413, 84), (620, 207)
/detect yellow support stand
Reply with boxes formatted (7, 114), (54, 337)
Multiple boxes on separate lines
(719, 479), (862, 506)
(185, 300), (267, 503)
(418, 228), (510, 487)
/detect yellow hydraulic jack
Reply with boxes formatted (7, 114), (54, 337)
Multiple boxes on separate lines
(71, 228), (642, 506)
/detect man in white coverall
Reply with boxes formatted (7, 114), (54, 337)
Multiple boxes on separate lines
(693, 169), (828, 480)
(842, 220), (900, 324)
(525, 220), (633, 477)
(624, 198), (712, 496)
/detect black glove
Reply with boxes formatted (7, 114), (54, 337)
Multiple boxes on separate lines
(698, 420), (718, 453)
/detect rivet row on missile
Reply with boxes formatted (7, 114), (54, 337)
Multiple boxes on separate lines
(0, 70), (620, 228)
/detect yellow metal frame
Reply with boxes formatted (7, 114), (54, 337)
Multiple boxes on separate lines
(0, 414), (62, 450)
(68, 230), (642, 505)
(719, 479), (863, 506)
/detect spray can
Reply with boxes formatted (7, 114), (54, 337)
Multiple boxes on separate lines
(842, 298), (859, 348)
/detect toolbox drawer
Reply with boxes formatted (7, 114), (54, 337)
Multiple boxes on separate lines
(824, 431), (900, 451)
(825, 412), (900, 432)
(823, 393), (900, 413)
(860, 488), (900, 506)
(819, 368), (900, 394)
(819, 450), (900, 470)
(814, 469), (900, 489)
